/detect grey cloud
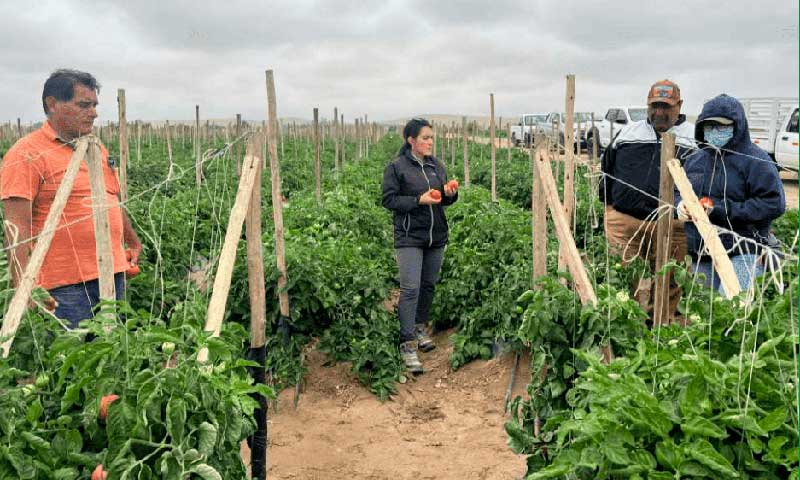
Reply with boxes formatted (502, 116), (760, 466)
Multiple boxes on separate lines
(0, 0), (796, 123)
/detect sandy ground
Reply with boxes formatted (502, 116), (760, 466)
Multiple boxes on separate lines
(781, 170), (798, 209)
(246, 330), (530, 480)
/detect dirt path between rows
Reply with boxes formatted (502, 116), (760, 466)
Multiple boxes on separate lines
(260, 330), (530, 479)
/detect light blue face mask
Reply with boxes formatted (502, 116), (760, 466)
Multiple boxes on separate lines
(703, 124), (734, 148)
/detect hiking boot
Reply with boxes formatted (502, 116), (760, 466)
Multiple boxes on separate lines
(415, 324), (436, 352)
(400, 340), (424, 374)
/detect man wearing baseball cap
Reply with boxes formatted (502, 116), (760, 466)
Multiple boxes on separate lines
(599, 79), (696, 324)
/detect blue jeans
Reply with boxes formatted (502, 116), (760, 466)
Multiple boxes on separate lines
(692, 254), (764, 296)
(396, 247), (445, 343)
(48, 273), (126, 329)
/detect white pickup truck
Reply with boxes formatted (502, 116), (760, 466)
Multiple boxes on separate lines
(589, 106), (649, 149)
(738, 97), (798, 159)
(510, 113), (549, 146)
(538, 111), (596, 151)
(775, 106), (798, 171)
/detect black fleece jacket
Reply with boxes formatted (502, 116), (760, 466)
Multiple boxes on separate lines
(381, 150), (457, 248)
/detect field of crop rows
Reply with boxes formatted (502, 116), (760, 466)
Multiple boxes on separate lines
(0, 107), (797, 479)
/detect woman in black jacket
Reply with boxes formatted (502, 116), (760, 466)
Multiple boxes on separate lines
(381, 118), (458, 373)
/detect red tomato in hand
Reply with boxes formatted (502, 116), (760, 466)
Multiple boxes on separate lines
(429, 189), (442, 201)
(99, 394), (119, 421)
(126, 264), (140, 277)
(447, 179), (459, 190)
(699, 197), (714, 209)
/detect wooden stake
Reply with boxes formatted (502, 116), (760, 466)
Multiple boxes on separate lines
(536, 148), (597, 306)
(313, 107), (321, 201)
(462, 116), (470, 187)
(489, 93), (497, 202)
(558, 74), (576, 276)
(334, 107), (340, 170)
(591, 116), (598, 163)
(667, 159), (741, 298)
(653, 133), (676, 326)
(86, 139), (116, 303)
(0, 139), (89, 357)
(532, 137), (548, 283)
(16, 118), (22, 139)
(266, 70), (290, 318)
(195, 105), (202, 186)
(117, 89), (129, 203)
(235, 113), (242, 176)
(245, 134), (267, 348)
(197, 152), (260, 363)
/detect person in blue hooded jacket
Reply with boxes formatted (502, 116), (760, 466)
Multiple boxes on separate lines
(676, 94), (785, 295)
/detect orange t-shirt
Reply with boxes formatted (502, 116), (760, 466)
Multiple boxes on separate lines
(0, 121), (129, 290)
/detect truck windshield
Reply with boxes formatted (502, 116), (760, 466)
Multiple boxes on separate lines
(560, 113), (595, 123)
(787, 109), (798, 133)
(629, 108), (648, 122)
(524, 115), (548, 125)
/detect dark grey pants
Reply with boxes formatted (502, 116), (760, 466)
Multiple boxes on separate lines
(396, 246), (445, 343)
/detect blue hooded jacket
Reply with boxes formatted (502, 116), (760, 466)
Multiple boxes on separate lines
(678, 94), (785, 258)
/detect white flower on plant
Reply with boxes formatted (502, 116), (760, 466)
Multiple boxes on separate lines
(615, 291), (629, 302)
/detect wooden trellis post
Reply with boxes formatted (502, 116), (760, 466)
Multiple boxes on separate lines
(653, 133), (676, 326)
(197, 151), (261, 364)
(117, 89), (129, 203)
(0, 139), (89, 357)
(244, 131), (268, 480)
(340, 114), (345, 165)
(266, 70), (291, 328)
(462, 116), (470, 187)
(490, 94), (497, 202)
(507, 123), (512, 163)
(313, 107), (321, 201)
(536, 147), (597, 306)
(667, 159), (741, 299)
(558, 74), (576, 278)
(333, 107), (340, 171)
(195, 105), (202, 186)
(532, 136), (548, 283)
(235, 113), (242, 176)
(16, 118), (22, 139)
(86, 139), (116, 305)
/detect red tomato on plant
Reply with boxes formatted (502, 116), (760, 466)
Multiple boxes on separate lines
(99, 394), (119, 421)
(430, 189), (442, 201)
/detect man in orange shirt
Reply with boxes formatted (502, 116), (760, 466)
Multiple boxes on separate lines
(1, 69), (141, 327)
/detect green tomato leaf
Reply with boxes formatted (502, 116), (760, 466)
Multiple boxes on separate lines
(686, 439), (739, 477)
(198, 422), (218, 456)
(166, 396), (187, 445)
(759, 407), (787, 433)
(192, 463), (223, 480)
(681, 417), (728, 439)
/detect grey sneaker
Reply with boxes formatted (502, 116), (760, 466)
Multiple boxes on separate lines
(415, 324), (436, 352)
(400, 340), (424, 374)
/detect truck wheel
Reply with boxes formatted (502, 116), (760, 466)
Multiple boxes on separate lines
(511, 132), (518, 146)
(585, 127), (602, 155)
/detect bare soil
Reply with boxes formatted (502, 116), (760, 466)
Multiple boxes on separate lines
(781, 170), (798, 209)
(254, 330), (530, 479)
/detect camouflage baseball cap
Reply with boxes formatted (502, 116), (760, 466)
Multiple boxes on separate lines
(647, 79), (681, 106)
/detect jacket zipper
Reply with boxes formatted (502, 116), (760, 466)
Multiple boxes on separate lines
(416, 158), (435, 247)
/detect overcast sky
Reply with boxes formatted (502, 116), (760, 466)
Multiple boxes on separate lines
(1, 0), (797, 124)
